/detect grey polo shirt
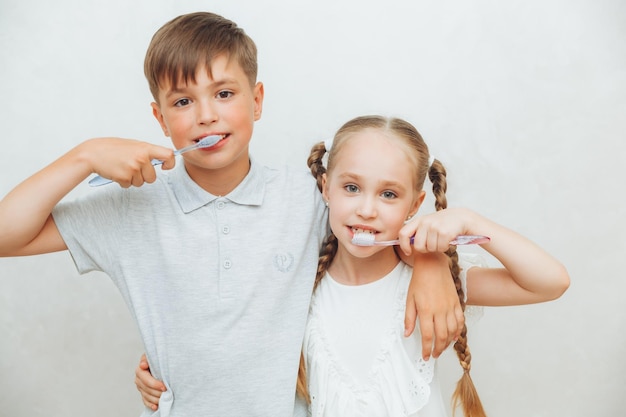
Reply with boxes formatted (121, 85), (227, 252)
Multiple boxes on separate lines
(53, 158), (328, 416)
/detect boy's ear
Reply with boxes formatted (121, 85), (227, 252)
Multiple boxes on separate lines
(253, 82), (264, 121)
(151, 102), (170, 137)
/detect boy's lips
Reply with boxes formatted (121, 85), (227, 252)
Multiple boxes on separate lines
(194, 134), (228, 149)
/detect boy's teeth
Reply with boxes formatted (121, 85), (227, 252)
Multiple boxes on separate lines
(352, 228), (373, 234)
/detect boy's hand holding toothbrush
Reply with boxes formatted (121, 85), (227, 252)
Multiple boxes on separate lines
(81, 138), (176, 188)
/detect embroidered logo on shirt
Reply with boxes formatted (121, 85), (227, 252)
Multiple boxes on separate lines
(273, 252), (294, 272)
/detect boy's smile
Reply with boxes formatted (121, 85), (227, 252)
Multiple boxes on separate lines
(151, 54), (264, 194)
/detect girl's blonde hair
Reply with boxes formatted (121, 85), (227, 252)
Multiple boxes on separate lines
(299, 115), (486, 417)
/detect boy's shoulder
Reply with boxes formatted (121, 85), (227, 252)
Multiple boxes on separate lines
(261, 163), (315, 182)
(255, 162), (324, 209)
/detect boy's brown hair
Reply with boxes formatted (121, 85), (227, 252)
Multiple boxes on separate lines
(144, 11), (258, 102)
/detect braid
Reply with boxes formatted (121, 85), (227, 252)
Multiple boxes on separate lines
(430, 159), (487, 417)
(297, 141), (339, 402)
(306, 140), (339, 290)
(307, 141), (327, 194)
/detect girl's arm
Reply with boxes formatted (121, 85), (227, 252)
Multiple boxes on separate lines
(0, 138), (175, 257)
(403, 208), (570, 306)
(135, 354), (165, 411)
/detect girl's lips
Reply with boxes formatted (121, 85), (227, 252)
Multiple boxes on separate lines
(349, 226), (377, 237)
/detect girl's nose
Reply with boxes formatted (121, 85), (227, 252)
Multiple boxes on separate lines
(356, 196), (377, 219)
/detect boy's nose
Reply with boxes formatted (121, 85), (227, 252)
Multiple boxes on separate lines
(197, 100), (218, 124)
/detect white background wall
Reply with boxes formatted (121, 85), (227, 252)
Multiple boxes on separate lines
(0, 0), (624, 416)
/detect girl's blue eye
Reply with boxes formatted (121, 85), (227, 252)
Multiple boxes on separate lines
(345, 184), (359, 193)
(382, 191), (397, 199)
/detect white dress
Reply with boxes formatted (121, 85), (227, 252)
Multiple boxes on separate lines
(302, 254), (484, 417)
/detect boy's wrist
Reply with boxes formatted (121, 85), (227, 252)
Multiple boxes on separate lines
(413, 251), (448, 271)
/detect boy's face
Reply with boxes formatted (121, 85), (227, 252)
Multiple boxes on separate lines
(151, 54), (263, 186)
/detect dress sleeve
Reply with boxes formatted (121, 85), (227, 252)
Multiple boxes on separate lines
(458, 252), (489, 323)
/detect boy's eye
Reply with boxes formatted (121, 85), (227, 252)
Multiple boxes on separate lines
(344, 184), (359, 193)
(174, 98), (191, 107)
(217, 90), (233, 99)
(381, 191), (397, 199)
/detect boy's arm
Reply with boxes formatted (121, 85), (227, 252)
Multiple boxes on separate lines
(403, 251), (463, 360)
(0, 138), (175, 257)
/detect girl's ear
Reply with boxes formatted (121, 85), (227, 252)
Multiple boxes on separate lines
(321, 173), (329, 203)
(408, 190), (426, 219)
(151, 102), (170, 137)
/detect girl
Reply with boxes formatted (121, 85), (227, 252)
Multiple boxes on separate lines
(136, 115), (569, 416)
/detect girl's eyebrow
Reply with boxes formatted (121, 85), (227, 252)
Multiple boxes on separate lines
(337, 172), (408, 191)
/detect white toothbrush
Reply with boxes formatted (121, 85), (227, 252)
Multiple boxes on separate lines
(88, 135), (223, 187)
(351, 232), (490, 246)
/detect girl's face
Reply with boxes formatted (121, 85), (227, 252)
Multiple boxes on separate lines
(322, 129), (425, 258)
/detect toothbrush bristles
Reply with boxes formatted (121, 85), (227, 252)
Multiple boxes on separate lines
(197, 135), (223, 148)
(351, 233), (376, 246)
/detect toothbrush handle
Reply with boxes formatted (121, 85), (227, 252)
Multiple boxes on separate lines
(88, 175), (115, 187)
(450, 235), (490, 245)
(406, 235), (490, 246)
(88, 158), (167, 187)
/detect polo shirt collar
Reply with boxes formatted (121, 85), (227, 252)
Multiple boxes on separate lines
(168, 157), (265, 213)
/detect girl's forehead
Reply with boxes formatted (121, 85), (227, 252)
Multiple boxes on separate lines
(338, 129), (408, 157)
(333, 134), (416, 172)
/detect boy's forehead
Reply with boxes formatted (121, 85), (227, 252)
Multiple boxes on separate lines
(157, 54), (249, 91)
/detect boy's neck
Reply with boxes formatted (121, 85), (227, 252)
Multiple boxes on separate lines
(184, 155), (251, 196)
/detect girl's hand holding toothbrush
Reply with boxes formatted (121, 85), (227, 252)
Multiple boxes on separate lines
(398, 207), (482, 256)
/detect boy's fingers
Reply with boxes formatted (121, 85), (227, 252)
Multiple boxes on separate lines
(431, 314), (450, 358)
(404, 296), (417, 337)
(141, 164), (157, 184)
(418, 314), (434, 361)
(455, 305), (465, 340)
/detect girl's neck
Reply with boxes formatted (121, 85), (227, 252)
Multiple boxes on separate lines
(328, 246), (400, 286)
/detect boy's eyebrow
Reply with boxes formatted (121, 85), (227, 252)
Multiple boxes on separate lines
(163, 78), (239, 99)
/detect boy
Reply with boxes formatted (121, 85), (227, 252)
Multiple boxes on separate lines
(0, 12), (461, 416)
